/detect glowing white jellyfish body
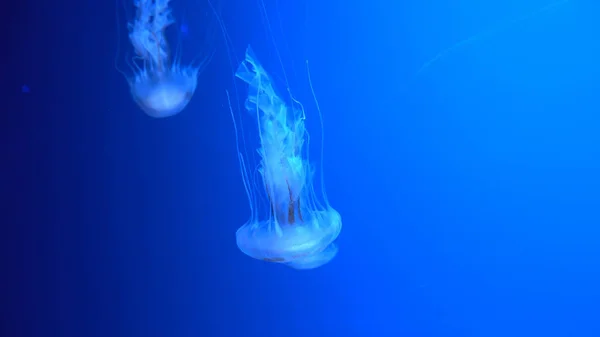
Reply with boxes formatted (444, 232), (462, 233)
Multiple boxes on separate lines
(127, 0), (198, 118)
(233, 46), (342, 270)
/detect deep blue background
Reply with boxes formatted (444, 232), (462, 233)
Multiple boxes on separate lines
(3, 0), (600, 336)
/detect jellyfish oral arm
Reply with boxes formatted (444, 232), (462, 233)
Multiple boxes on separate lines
(235, 47), (307, 223)
(128, 0), (174, 71)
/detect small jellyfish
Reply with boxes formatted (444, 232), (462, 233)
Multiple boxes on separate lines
(126, 0), (205, 118)
(232, 46), (342, 270)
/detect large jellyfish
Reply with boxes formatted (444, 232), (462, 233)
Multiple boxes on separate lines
(233, 46), (342, 270)
(126, 0), (201, 118)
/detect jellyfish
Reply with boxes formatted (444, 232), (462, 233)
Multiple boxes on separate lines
(126, 0), (203, 118)
(232, 46), (342, 270)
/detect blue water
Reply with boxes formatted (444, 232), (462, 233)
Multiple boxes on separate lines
(4, 0), (600, 336)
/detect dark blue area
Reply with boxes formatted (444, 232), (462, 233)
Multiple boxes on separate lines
(3, 0), (600, 337)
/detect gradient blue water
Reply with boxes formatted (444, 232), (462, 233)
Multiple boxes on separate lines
(4, 0), (600, 336)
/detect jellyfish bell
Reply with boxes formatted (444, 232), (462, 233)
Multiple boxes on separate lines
(285, 239), (340, 270)
(231, 46), (342, 270)
(129, 66), (198, 118)
(236, 208), (342, 270)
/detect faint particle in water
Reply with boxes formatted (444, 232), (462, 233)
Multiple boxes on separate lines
(21, 84), (30, 93)
(416, 0), (569, 75)
(179, 22), (189, 36)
